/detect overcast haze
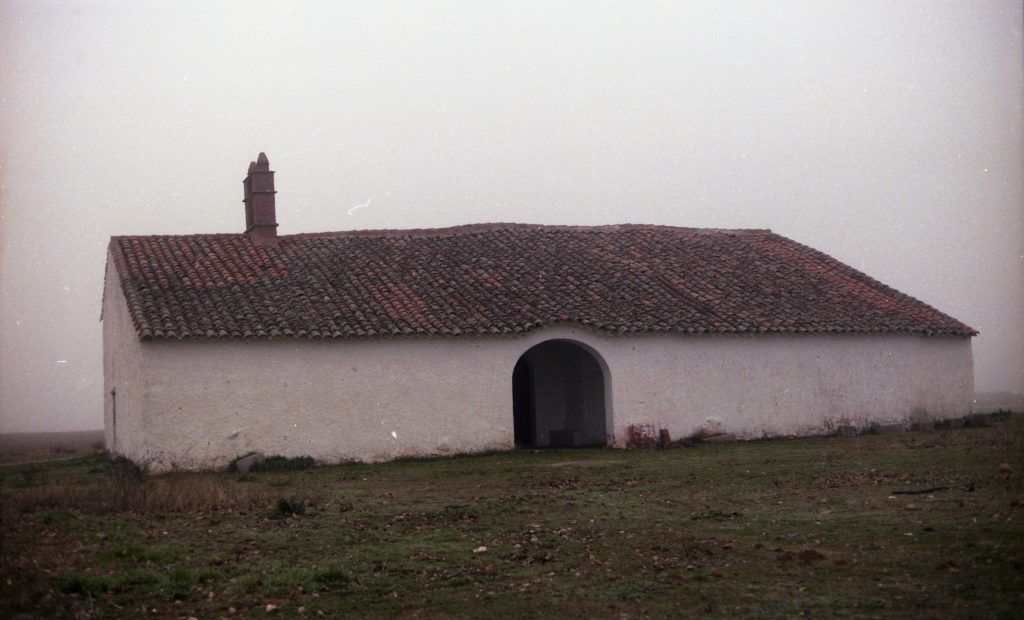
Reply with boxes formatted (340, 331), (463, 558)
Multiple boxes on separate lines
(1, 1), (1022, 433)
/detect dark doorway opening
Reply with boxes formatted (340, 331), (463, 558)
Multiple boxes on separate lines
(512, 358), (535, 447)
(511, 340), (607, 448)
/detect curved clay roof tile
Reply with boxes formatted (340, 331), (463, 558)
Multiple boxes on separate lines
(107, 224), (977, 341)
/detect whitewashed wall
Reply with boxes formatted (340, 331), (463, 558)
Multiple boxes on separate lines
(102, 254), (145, 462)
(135, 336), (515, 469)
(104, 311), (973, 470)
(603, 330), (973, 440)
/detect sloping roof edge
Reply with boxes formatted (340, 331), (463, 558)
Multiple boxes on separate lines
(105, 223), (978, 341)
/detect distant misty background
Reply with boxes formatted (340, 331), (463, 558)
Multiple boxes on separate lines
(1, 1), (1022, 433)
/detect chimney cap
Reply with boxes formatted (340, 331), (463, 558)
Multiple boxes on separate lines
(255, 152), (271, 171)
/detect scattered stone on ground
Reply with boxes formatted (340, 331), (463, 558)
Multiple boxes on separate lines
(626, 423), (658, 448)
(703, 433), (737, 444)
(869, 423), (906, 435)
(235, 452), (265, 474)
(836, 425), (858, 437)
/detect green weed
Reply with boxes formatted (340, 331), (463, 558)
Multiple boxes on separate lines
(252, 455), (316, 472)
(272, 497), (306, 518)
(54, 573), (112, 596)
(33, 508), (76, 524)
(313, 566), (351, 590)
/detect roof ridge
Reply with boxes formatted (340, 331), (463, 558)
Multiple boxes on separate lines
(110, 233), (245, 241)
(109, 224), (775, 242)
(282, 223), (773, 240)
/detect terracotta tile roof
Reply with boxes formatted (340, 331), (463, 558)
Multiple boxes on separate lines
(107, 223), (976, 340)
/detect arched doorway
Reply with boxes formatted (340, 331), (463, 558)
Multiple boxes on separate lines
(512, 340), (608, 448)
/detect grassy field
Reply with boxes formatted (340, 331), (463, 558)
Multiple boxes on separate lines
(1, 416), (1022, 619)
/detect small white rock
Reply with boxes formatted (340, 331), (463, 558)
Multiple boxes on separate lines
(473, 546), (488, 553)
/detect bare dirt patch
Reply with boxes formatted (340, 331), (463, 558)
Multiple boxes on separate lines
(540, 459), (625, 468)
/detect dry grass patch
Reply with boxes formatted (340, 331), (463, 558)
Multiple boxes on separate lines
(110, 472), (267, 514)
(2, 459), (267, 522)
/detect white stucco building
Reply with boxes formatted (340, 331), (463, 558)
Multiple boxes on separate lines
(102, 154), (976, 471)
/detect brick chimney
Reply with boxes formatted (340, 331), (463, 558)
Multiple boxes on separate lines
(242, 152), (278, 245)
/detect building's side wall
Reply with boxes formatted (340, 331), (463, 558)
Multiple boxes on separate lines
(604, 331), (973, 443)
(131, 326), (973, 470)
(135, 337), (518, 470)
(102, 253), (145, 460)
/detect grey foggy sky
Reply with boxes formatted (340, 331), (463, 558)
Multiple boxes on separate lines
(1, 1), (1022, 433)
